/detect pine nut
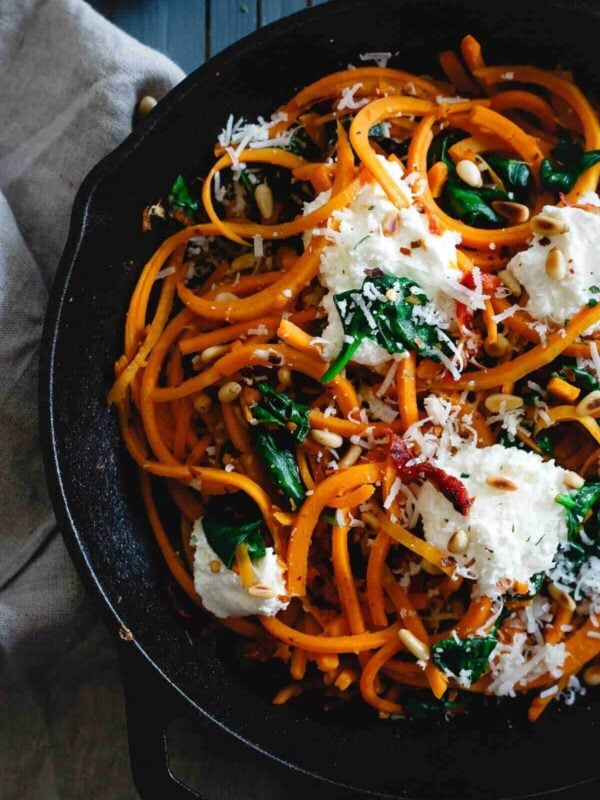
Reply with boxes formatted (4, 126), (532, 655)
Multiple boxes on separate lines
(339, 443), (363, 469)
(486, 475), (518, 491)
(576, 390), (600, 418)
(248, 583), (276, 599)
(277, 366), (292, 386)
(498, 269), (522, 297)
(420, 558), (443, 575)
(254, 183), (274, 219)
(310, 428), (344, 448)
(545, 247), (567, 280)
(200, 344), (229, 364)
(209, 560), (221, 573)
(448, 529), (469, 554)
(193, 393), (212, 414)
(398, 628), (430, 661)
(137, 95), (157, 117)
(547, 582), (576, 612)
(218, 381), (242, 403)
(456, 159), (483, 188)
(215, 291), (239, 302)
(385, 288), (398, 302)
(491, 200), (530, 224)
(583, 665), (600, 686)
(231, 253), (257, 272)
(484, 393), (524, 413)
(564, 471), (585, 489)
(484, 334), (510, 358)
(531, 213), (569, 236)
(382, 210), (401, 236)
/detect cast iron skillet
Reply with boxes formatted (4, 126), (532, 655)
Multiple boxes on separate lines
(41, 0), (600, 797)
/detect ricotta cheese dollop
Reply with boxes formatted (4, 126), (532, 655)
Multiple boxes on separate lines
(305, 157), (466, 366)
(191, 518), (289, 618)
(417, 443), (570, 598)
(507, 195), (600, 327)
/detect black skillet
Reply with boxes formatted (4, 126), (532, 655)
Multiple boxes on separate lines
(40, 0), (600, 797)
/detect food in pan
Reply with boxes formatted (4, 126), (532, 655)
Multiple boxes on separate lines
(109, 35), (600, 720)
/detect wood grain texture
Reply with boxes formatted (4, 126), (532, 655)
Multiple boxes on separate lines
(260, 0), (308, 26)
(209, 0), (258, 56)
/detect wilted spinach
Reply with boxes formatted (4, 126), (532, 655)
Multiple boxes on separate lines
(254, 383), (310, 443)
(168, 175), (199, 216)
(431, 634), (497, 684)
(321, 274), (448, 382)
(203, 493), (266, 568)
(540, 138), (600, 193)
(555, 482), (600, 541)
(252, 428), (306, 510)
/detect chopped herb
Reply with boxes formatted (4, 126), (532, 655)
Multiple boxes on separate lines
(353, 234), (371, 249)
(252, 428), (305, 509)
(254, 383), (310, 443)
(590, 286), (600, 294)
(321, 274), (449, 382)
(168, 175), (198, 216)
(460, 473), (470, 479)
(431, 634), (497, 685)
(589, 299), (599, 308)
(203, 493), (266, 568)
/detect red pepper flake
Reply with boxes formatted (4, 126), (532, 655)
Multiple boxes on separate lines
(455, 270), (501, 336)
(388, 432), (475, 516)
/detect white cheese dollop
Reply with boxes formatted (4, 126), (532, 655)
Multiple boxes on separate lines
(507, 196), (600, 326)
(417, 443), (570, 598)
(305, 157), (465, 366)
(191, 517), (288, 618)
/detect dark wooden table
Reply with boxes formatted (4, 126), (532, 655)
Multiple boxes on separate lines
(88, 0), (329, 75)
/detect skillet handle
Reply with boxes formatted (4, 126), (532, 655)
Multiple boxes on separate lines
(118, 637), (203, 800)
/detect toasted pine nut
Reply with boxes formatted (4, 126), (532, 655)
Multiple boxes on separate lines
(248, 583), (276, 599)
(193, 393), (212, 414)
(385, 288), (398, 302)
(498, 269), (522, 297)
(421, 558), (443, 575)
(545, 247), (567, 280)
(137, 95), (157, 117)
(361, 511), (380, 529)
(382, 210), (400, 236)
(200, 344), (229, 364)
(583, 665), (600, 686)
(231, 253), (257, 272)
(339, 443), (363, 469)
(215, 291), (239, 302)
(254, 183), (274, 219)
(456, 159), (483, 188)
(218, 381), (242, 403)
(576, 390), (600, 418)
(564, 471), (585, 489)
(548, 582), (576, 612)
(209, 560), (221, 573)
(448, 529), (469, 554)
(310, 428), (344, 448)
(484, 393), (524, 413)
(486, 475), (518, 491)
(484, 334), (510, 358)
(491, 200), (530, 224)
(531, 213), (569, 236)
(277, 366), (292, 386)
(398, 628), (430, 661)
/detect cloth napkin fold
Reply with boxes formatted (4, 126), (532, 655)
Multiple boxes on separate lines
(0, 2), (183, 797)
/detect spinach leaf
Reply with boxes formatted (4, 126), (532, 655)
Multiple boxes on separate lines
(535, 429), (554, 457)
(254, 383), (310, 443)
(321, 274), (448, 382)
(498, 430), (527, 450)
(252, 428), (305, 510)
(558, 362), (600, 394)
(555, 482), (600, 541)
(540, 139), (600, 193)
(486, 156), (531, 199)
(203, 493), (266, 568)
(550, 508), (600, 600)
(168, 175), (198, 216)
(403, 696), (461, 719)
(431, 634), (497, 684)
(443, 184), (505, 227)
